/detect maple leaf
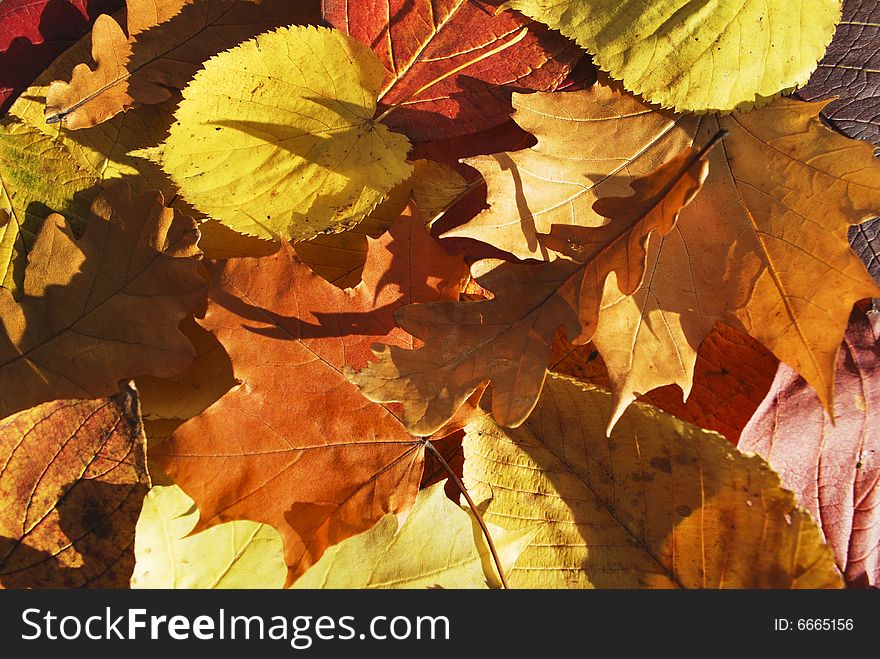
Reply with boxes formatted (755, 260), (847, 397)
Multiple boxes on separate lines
(293, 481), (537, 588)
(463, 373), (843, 588)
(131, 484), (287, 588)
(0, 385), (150, 588)
(0, 0), (122, 114)
(45, 0), (319, 129)
(324, 0), (580, 141)
(507, 0), (841, 113)
(0, 182), (205, 419)
(348, 146), (710, 435)
(151, 207), (469, 581)
(446, 86), (880, 423)
(138, 25), (414, 243)
(739, 308), (880, 588)
(550, 322), (778, 445)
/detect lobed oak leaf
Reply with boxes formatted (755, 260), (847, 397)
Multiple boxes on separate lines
(138, 25), (414, 243)
(447, 86), (880, 425)
(45, 0), (319, 129)
(506, 0), (841, 113)
(463, 374), (843, 588)
(292, 481), (537, 588)
(323, 0), (580, 142)
(739, 308), (880, 588)
(348, 146), (709, 435)
(0, 181), (205, 419)
(151, 206), (469, 581)
(0, 385), (150, 588)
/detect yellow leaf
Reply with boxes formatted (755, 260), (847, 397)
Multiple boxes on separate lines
(506, 0), (841, 112)
(292, 481), (538, 589)
(139, 25), (413, 242)
(463, 374), (843, 588)
(132, 485), (286, 588)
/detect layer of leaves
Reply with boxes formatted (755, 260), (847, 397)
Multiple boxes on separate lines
(152, 208), (468, 581)
(324, 0), (580, 141)
(507, 0), (841, 112)
(739, 308), (879, 588)
(131, 484), (287, 588)
(0, 182), (205, 419)
(46, 0), (319, 129)
(142, 24), (413, 243)
(293, 481), (537, 588)
(0, 385), (150, 588)
(445, 86), (880, 424)
(463, 374), (843, 588)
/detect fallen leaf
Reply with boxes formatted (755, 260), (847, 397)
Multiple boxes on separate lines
(739, 308), (880, 588)
(446, 86), (880, 422)
(348, 146), (709, 435)
(550, 322), (778, 445)
(463, 373), (843, 588)
(46, 0), (319, 129)
(506, 0), (840, 112)
(0, 182), (205, 419)
(151, 207), (468, 581)
(324, 0), (580, 141)
(851, 218), (880, 282)
(292, 481), (537, 588)
(131, 484), (287, 588)
(140, 24), (413, 243)
(0, 385), (150, 588)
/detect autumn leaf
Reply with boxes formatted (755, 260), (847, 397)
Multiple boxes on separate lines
(138, 25), (413, 243)
(45, 0), (319, 129)
(446, 86), (880, 423)
(507, 0), (841, 112)
(0, 385), (150, 588)
(131, 484), (287, 588)
(152, 207), (468, 581)
(348, 146), (709, 435)
(739, 308), (880, 588)
(550, 322), (778, 445)
(0, 0), (122, 114)
(0, 182), (205, 419)
(324, 0), (580, 141)
(463, 373), (843, 588)
(293, 481), (537, 588)
(852, 219), (880, 282)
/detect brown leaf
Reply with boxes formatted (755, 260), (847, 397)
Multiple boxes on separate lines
(0, 181), (205, 418)
(348, 147), (708, 435)
(739, 308), (880, 588)
(152, 206), (468, 580)
(0, 385), (150, 588)
(45, 0), (319, 129)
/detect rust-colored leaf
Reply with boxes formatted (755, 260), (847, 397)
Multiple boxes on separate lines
(0, 385), (150, 588)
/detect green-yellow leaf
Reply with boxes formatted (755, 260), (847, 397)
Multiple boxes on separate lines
(131, 485), (286, 589)
(139, 25), (413, 242)
(292, 481), (538, 589)
(507, 0), (841, 112)
(463, 374), (843, 588)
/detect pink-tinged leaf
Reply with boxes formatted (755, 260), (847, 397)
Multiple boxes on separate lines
(739, 307), (880, 588)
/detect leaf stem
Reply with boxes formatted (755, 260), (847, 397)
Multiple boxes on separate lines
(421, 438), (510, 589)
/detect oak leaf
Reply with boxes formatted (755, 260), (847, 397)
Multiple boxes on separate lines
(739, 308), (880, 588)
(140, 25), (413, 243)
(348, 146), (709, 435)
(45, 0), (319, 129)
(131, 484), (287, 588)
(293, 481), (537, 588)
(323, 0), (580, 141)
(463, 374), (843, 588)
(151, 207), (469, 581)
(0, 385), (150, 588)
(506, 0), (841, 112)
(0, 182), (205, 419)
(446, 86), (880, 423)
